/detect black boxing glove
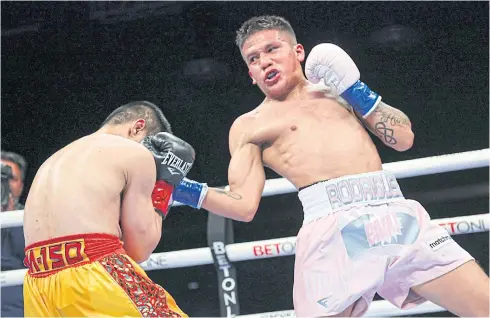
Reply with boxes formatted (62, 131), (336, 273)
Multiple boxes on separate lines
(141, 132), (195, 218)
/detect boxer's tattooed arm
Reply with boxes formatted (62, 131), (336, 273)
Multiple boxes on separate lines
(213, 188), (242, 200)
(371, 103), (411, 127)
(374, 122), (397, 145)
(361, 101), (414, 151)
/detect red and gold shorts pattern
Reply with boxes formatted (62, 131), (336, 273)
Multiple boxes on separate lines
(100, 253), (184, 317)
(23, 233), (188, 317)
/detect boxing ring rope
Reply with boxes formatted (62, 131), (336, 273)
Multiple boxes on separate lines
(1, 148), (489, 229)
(1, 148), (489, 317)
(1, 213), (488, 317)
(237, 300), (446, 318)
(2, 213), (488, 288)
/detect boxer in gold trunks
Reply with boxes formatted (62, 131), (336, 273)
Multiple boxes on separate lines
(23, 101), (195, 317)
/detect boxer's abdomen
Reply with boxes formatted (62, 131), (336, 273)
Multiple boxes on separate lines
(259, 98), (383, 189)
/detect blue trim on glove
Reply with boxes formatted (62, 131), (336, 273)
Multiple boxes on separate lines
(173, 178), (205, 209)
(340, 80), (381, 117)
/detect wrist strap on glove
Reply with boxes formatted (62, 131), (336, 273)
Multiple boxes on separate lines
(152, 180), (174, 219)
(173, 178), (208, 209)
(341, 80), (382, 118)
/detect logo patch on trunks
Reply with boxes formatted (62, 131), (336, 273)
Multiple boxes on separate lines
(317, 297), (330, 308)
(341, 212), (420, 259)
(426, 234), (453, 251)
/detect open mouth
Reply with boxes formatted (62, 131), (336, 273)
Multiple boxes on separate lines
(265, 70), (279, 82)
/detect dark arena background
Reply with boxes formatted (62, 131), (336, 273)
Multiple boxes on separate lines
(1, 2), (488, 317)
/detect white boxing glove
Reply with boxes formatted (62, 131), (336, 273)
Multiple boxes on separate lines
(305, 43), (381, 118)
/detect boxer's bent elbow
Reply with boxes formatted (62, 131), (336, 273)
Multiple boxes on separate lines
(130, 250), (152, 264)
(203, 189), (259, 222)
(126, 237), (159, 263)
(241, 208), (257, 222)
(123, 222), (162, 263)
(392, 129), (414, 152)
(214, 204), (257, 222)
(234, 198), (259, 222)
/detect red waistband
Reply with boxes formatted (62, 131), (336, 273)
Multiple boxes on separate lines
(24, 233), (125, 277)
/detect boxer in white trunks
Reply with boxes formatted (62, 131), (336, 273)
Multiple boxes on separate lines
(172, 15), (489, 317)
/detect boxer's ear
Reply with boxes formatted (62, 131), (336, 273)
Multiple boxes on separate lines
(249, 71), (257, 85)
(295, 44), (305, 63)
(131, 119), (146, 136)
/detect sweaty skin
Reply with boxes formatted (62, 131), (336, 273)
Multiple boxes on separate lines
(199, 27), (488, 318)
(200, 29), (414, 222)
(23, 133), (162, 262)
(243, 90), (383, 188)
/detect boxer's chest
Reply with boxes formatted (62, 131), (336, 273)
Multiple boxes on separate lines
(249, 98), (342, 146)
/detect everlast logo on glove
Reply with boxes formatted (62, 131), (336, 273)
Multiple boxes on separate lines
(160, 152), (193, 177)
(141, 132), (196, 218)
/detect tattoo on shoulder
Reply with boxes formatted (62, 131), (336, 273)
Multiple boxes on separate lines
(374, 122), (397, 145)
(215, 188), (242, 200)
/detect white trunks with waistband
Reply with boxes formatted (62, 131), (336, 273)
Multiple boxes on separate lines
(298, 170), (405, 225)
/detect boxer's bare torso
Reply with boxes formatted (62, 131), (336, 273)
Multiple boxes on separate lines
(24, 134), (147, 246)
(233, 87), (382, 189)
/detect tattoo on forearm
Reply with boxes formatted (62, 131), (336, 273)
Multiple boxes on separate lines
(215, 188), (242, 200)
(373, 107), (410, 127)
(374, 122), (397, 145)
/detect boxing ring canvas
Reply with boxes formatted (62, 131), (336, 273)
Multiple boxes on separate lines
(1, 148), (488, 317)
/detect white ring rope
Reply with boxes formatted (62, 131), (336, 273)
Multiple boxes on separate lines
(1, 148), (488, 229)
(2, 213), (488, 288)
(236, 300), (446, 318)
(0, 149), (488, 317)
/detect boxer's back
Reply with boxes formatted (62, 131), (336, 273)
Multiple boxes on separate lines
(24, 134), (138, 246)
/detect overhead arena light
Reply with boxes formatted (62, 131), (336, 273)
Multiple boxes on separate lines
(88, 1), (184, 24)
(369, 24), (421, 50)
(182, 58), (230, 82)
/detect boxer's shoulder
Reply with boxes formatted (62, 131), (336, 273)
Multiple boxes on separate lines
(231, 111), (259, 137)
(91, 133), (153, 164)
(228, 110), (260, 155)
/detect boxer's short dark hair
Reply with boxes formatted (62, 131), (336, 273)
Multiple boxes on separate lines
(102, 101), (172, 135)
(235, 15), (297, 49)
(1, 151), (27, 181)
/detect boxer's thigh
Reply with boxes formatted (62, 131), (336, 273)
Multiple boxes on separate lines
(293, 211), (387, 317)
(406, 200), (487, 316)
(380, 200), (484, 316)
(412, 260), (489, 317)
(24, 274), (53, 317)
(96, 253), (188, 317)
(23, 262), (140, 317)
(55, 260), (141, 316)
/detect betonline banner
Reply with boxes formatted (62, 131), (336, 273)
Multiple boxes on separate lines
(208, 213), (240, 317)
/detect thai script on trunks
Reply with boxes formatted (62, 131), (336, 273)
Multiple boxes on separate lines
(24, 240), (88, 274)
(161, 152), (192, 175)
(252, 240), (296, 257)
(439, 219), (488, 235)
(325, 172), (403, 209)
(213, 242), (237, 318)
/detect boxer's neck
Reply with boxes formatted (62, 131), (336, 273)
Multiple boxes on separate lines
(266, 77), (309, 102)
(97, 124), (132, 139)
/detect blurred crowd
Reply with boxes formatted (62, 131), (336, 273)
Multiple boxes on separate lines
(1, 150), (27, 317)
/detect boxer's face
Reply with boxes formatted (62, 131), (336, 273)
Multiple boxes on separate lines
(1, 159), (23, 200)
(241, 29), (305, 99)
